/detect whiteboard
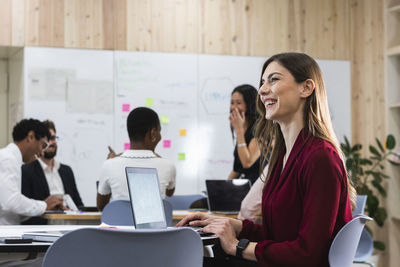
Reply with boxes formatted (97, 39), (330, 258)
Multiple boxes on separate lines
(114, 51), (198, 194)
(23, 47), (351, 204)
(24, 47), (114, 206)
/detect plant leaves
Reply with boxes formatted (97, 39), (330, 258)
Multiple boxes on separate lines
(386, 135), (396, 150)
(366, 194), (379, 217)
(374, 241), (386, 251)
(341, 136), (351, 154)
(389, 159), (400, 166)
(381, 172), (389, 179)
(374, 207), (387, 227)
(376, 138), (385, 152)
(360, 159), (373, 165)
(345, 158), (353, 170)
(371, 179), (387, 198)
(352, 144), (362, 152)
(369, 145), (381, 158)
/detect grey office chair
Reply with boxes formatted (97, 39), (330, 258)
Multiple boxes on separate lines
(353, 195), (367, 217)
(352, 195), (375, 267)
(42, 227), (203, 267)
(329, 215), (372, 267)
(101, 199), (173, 226)
(353, 229), (375, 267)
(165, 194), (207, 210)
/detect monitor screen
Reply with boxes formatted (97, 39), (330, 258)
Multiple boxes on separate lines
(206, 179), (251, 213)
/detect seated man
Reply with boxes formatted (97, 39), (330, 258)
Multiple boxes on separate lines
(22, 120), (83, 225)
(0, 119), (64, 225)
(97, 107), (176, 211)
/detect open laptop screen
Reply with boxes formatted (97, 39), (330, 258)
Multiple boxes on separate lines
(206, 179), (251, 213)
(125, 167), (167, 229)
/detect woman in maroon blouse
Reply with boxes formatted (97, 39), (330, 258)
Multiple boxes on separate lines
(178, 52), (356, 267)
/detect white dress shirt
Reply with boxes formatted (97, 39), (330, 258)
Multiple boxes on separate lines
(98, 150), (176, 199)
(0, 143), (47, 225)
(237, 165), (268, 224)
(38, 158), (65, 195)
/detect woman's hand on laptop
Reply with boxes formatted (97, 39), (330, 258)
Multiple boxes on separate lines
(176, 212), (212, 227)
(202, 217), (239, 256)
(177, 212), (244, 256)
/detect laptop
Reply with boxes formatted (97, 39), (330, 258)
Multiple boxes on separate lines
(206, 179), (251, 214)
(125, 167), (217, 240)
(125, 167), (167, 229)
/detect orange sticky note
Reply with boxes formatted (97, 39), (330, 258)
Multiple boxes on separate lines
(179, 129), (187, 137)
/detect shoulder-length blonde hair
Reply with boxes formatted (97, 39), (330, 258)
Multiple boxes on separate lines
(255, 52), (356, 208)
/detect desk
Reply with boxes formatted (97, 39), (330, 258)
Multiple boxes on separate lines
(42, 212), (102, 225)
(0, 224), (218, 263)
(41, 210), (237, 225)
(0, 225), (94, 263)
(172, 210), (238, 221)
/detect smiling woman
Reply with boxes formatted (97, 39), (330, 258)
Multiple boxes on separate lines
(177, 52), (356, 267)
(227, 84), (261, 184)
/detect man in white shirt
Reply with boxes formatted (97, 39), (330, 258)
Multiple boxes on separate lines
(21, 120), (83, 224)
(0, 119), (64, 225)
(97, 107), (176, 211)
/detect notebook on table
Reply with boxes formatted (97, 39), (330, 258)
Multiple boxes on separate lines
(21, 230), (70, 242)
(206, 179), (251, 214)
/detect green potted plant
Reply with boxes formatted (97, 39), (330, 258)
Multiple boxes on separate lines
(340, 134), (400, 250)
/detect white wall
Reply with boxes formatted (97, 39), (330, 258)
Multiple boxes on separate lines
(0, 60), (8, 147)
(8, 49), (24, 141)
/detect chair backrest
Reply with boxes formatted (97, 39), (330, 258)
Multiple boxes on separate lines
(353, 195), (367, 217)
(101, 200), (133, 226)
(101, 199), (173, 226)
(354, 228), (374, 262)
(165, 194), (207, 210)
(329, 215), (372, 267)
(351, 195), (374, 263)
(43, 227), (203, 267)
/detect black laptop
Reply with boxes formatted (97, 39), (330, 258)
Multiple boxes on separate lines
(206, 179), (251, 214)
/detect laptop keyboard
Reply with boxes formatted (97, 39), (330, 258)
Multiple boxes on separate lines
(182, 226), (216, 237)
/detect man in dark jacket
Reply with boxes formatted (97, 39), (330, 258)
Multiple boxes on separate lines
(22, 120), (83, 224)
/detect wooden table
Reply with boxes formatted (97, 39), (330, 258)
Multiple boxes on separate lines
(42, 210), (238, 225)
(42, 212), (102, 225)
(172, 210), (238, 221)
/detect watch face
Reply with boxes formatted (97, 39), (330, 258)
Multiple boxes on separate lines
(238, 238), (250, 249)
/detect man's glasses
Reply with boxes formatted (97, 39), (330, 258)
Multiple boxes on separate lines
(49, 135), (60, 141)
(42, 140), (50, 151)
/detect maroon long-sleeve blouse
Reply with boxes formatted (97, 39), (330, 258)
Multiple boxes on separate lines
(239, 128), (353, 266)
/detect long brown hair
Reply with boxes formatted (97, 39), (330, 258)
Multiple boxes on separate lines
(255, 52), (356, 208)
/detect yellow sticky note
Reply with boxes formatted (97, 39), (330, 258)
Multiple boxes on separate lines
(179, 129), (187, 137)
(145, 98), (154, 107)
(160, 116), (170, 124)
(178, 153), (186, 161)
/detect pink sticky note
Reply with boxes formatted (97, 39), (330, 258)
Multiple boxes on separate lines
(124, 143), (130, 150)
(163, 140), (171, 148)
(122, 104), (130, 112)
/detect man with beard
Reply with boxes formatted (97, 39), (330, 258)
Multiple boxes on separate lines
(22, 120), (83, 224)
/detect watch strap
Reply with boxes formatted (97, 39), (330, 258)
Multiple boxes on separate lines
(236, 238), (250, 258)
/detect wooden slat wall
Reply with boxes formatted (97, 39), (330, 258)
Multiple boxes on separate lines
(351, 0), (386, 144)
(1, 0), (351, 58)
(0, 1), (388, 264)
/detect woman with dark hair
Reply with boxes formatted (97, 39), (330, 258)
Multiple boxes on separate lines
(178, 53), (356, 267)
(228, 84), (261, 184)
